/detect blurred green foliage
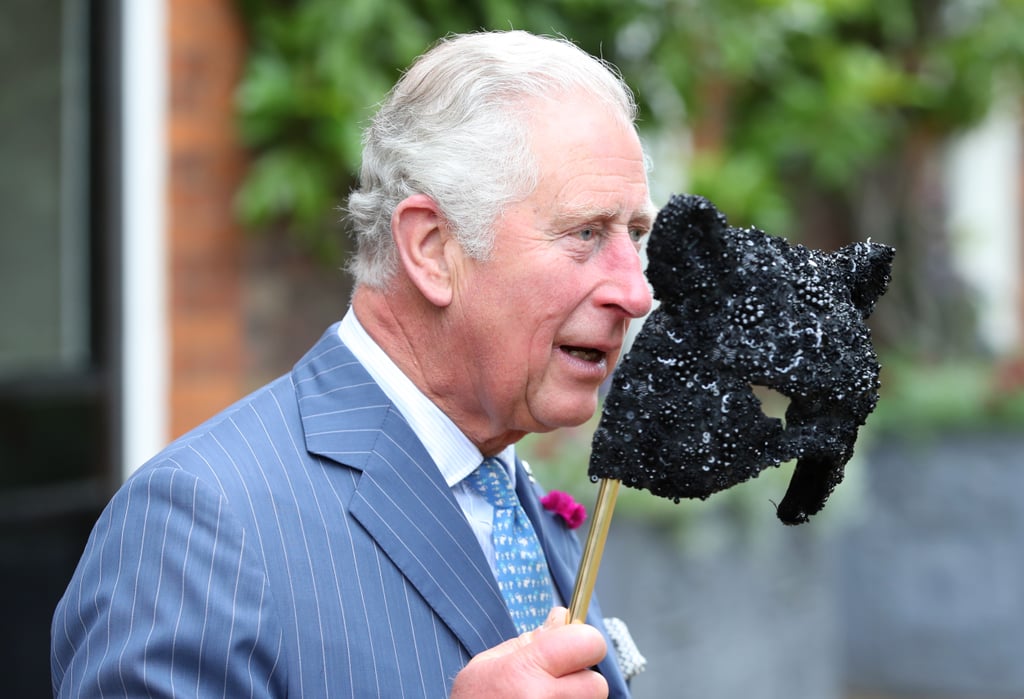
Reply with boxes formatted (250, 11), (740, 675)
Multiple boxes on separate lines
(235, 0), (1024, 254)
(632, 0), (1024, 217)
(235, 0), (1024, 386)
(233, 0), (642, 262)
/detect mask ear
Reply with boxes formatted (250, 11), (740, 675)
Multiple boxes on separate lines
(646, 194), (729, 306)
(776, 454), (842, 525)
(837, 242), (896, 317)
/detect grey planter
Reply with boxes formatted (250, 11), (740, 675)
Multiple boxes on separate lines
(840, 432), (1024, 697)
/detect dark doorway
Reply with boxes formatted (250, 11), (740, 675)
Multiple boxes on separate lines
(0, 1), (121, 695)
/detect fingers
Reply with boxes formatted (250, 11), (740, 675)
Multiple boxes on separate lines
(524, 624), (609, 697)
(525, 612), (607, 678)
(450, 607), (609, 698)
(471, 607), (572, 662)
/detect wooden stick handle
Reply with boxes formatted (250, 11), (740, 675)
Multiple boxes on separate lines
(567, 478), (621, 624)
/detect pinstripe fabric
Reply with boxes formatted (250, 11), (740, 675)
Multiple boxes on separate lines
(51, 323), (630, 698)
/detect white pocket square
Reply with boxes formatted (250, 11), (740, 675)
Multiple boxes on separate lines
(603, 616), (647, 681)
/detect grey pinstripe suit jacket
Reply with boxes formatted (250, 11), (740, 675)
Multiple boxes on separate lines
(52, 324), (630, 697)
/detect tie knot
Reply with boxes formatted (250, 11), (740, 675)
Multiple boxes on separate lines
(465, 457), (516, 509)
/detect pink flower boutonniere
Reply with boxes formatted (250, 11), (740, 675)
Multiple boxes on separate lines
(541, 490), (587, 530)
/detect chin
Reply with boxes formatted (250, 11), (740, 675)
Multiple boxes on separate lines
(542, 398), (599, 430)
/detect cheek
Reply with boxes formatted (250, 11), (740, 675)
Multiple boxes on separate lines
(482, 257), (595, 376)
(512, 281), (576, 335)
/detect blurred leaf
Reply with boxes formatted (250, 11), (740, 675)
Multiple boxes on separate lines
(688, 152), (793, 234)
(237, 149), (326, 223)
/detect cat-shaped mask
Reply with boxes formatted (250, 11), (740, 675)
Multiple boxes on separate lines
(590, 194), (894, 524)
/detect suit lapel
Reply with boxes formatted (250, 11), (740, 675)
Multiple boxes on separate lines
(347, 412), (517, 654)
(294, 326), (516, 656)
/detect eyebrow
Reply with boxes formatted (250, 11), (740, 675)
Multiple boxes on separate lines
(555, 202), (657, 230)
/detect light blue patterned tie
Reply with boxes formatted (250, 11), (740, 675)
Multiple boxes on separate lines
(466, 457), (554, 634)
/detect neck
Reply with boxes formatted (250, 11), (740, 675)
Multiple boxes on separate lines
(352, 283), (524, 455)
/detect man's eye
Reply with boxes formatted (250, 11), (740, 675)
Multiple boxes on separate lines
(629, 228), (648, 243)
(576, 228), (596, 242)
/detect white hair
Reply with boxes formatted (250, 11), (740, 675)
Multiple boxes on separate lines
(345, 30), (640, 288)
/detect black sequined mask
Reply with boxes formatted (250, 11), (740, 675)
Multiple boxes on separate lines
(590, 194), (895, 524)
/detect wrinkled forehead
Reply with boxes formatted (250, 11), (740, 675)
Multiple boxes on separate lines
(520, 92), (654, 219)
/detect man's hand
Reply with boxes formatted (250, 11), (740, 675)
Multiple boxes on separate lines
(450, 607), (609, 698)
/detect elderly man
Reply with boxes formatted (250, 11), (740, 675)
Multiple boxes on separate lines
(52, 30), (653, 698)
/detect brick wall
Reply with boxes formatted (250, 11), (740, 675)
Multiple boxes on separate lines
(166, 0), (247, 438)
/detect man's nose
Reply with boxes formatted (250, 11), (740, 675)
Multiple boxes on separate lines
(599, 234), (653, 319)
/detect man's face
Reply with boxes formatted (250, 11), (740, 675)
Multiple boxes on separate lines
(449, 92), (654, 444)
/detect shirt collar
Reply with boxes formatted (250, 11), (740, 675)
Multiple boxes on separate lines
(338, 308), (516, 487)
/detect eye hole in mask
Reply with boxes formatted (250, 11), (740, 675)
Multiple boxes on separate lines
(751, 385), (790, 427)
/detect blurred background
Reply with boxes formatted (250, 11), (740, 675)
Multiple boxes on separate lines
(2, 0), (1023, 696)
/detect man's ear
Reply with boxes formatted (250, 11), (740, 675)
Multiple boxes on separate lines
(392, 194), (457, 307)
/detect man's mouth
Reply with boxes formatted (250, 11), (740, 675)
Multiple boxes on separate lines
(561, 345), (606, 363)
